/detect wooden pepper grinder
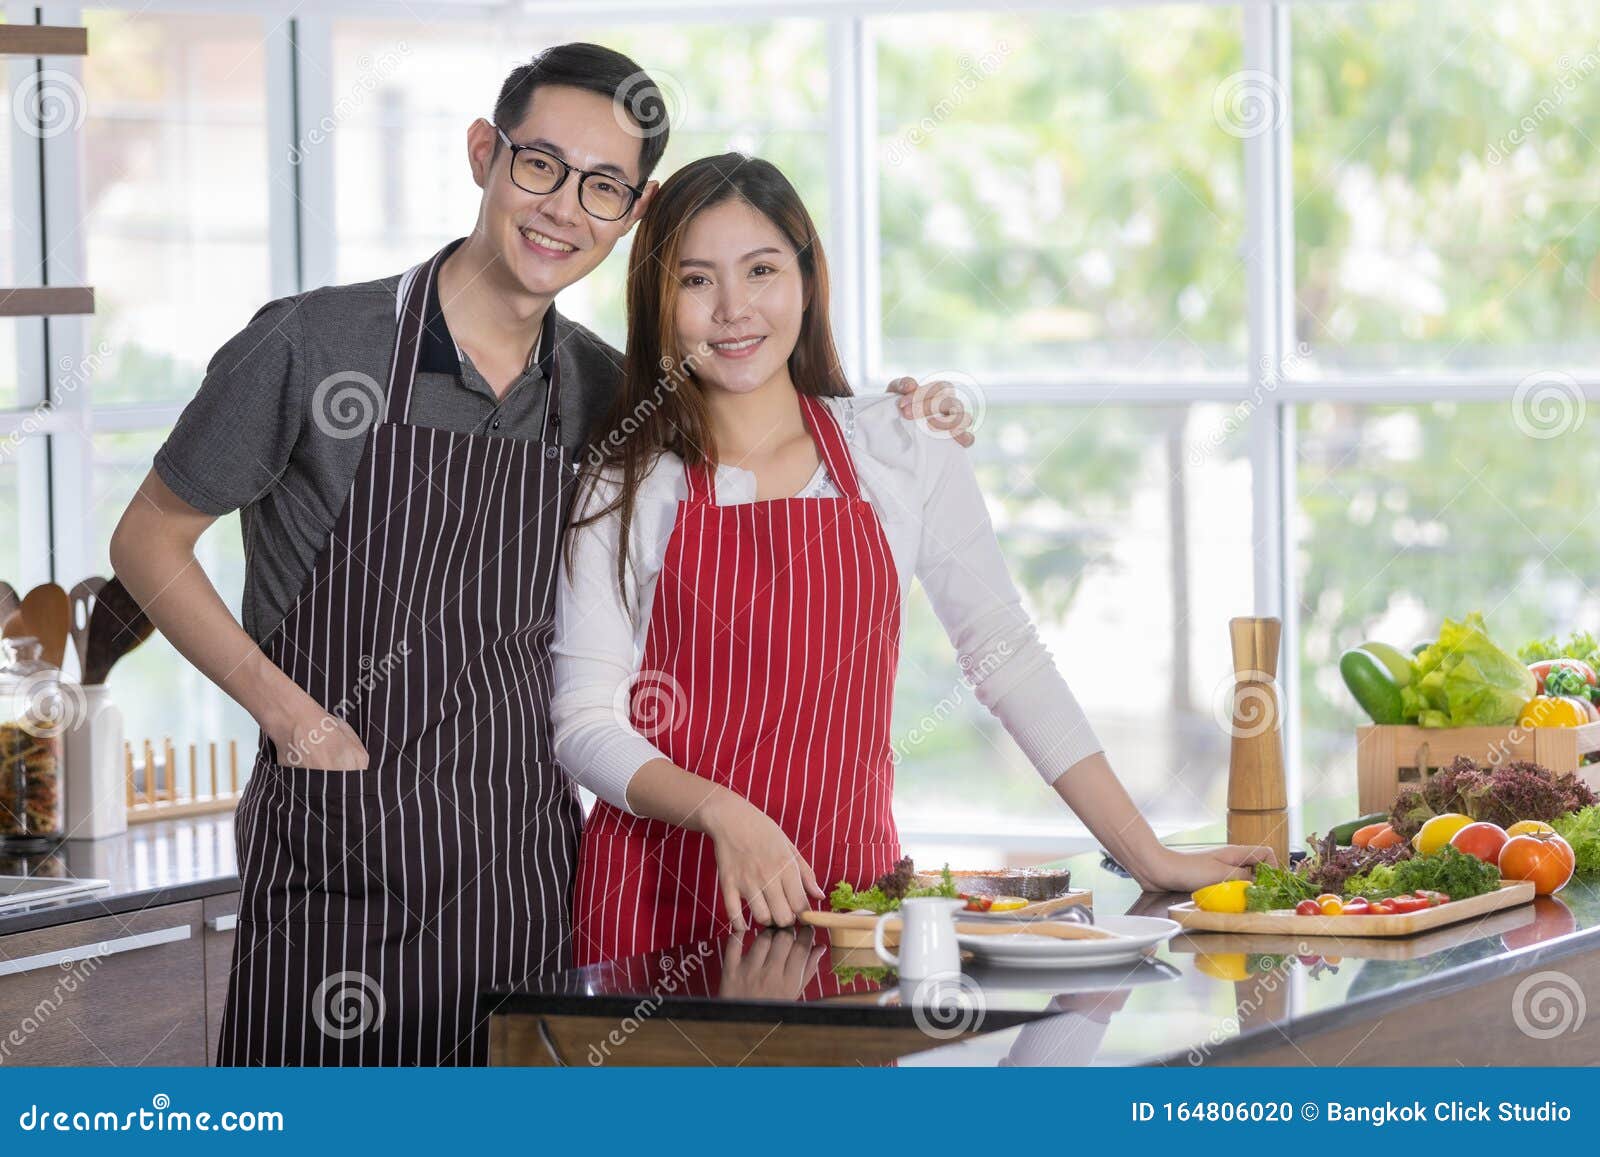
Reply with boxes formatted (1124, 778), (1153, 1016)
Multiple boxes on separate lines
(1226, 616), (1288, 867)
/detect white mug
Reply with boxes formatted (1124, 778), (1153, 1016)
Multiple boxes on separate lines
(873, 897), (964, 980)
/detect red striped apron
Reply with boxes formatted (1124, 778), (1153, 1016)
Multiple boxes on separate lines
(217, 242), (582, 1065)
(572, 394), (902, 965)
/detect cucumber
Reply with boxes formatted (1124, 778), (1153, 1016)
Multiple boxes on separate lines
(1360, 640), (1415, 688)
(1340, 647), (1406, 724)
(1329, 812), (1390, 845)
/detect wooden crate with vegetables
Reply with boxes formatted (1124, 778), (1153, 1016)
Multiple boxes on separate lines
(1342, 614), (1600, 814)
(1174, 613), (1600, 938)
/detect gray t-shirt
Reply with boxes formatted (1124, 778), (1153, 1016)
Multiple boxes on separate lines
(154, 251), (623, 644)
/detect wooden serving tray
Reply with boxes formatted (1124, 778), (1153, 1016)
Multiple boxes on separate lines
(1167, 879), (1535, 938)
(1171, 901), (1539, 961)
(801, 890), (1093, 949)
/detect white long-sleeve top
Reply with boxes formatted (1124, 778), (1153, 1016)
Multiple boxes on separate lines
(551, 392), (1104, 816)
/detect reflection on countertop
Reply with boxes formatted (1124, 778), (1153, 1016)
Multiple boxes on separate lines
(490, 847), (1600, 1067)
(0, 814), (238, 936)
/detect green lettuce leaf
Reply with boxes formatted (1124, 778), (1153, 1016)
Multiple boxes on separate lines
(1400, 613), (1536, 728)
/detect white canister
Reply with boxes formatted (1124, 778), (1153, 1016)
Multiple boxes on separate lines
(61, 684), (127, 839)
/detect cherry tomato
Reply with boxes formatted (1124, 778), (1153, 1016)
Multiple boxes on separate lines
(1318, 896), (1343, 916)
(1387, 895), (1428, 914)
(1295, 899), (1320, 916)
(1341, 897), (1371, 916)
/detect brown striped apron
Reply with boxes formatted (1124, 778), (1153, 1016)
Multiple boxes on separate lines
(217, 244), (582, 1066)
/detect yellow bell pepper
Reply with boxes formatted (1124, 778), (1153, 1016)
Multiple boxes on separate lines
(1191, 879), (1250, 914)
(1517, 695), (1589, 728)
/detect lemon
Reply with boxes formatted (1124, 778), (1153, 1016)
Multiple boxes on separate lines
(988, 896), (1028, 911)
(1414, 812), (1473, 856)
(1507, 820), (1556, 838)
(1194, 952), (1251, 981)
(1192, 880), (1250, 914)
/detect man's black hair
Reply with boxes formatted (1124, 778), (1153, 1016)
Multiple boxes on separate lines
(492, 42), (669, 183)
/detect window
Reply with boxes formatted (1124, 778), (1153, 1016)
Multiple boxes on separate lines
(892, 403), (1255, 837)
(1291, 0), (1600, 374)
(6, 3), (1591, 847)
(874, 7), (1248, 382)
(81, 11), (273, 404)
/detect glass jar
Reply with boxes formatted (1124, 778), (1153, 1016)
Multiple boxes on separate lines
(0, 637), (66, 849)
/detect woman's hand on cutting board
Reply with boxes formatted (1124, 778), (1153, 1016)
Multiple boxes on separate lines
(1139, 843), (1277, 893)
(703, 793), (826, 932)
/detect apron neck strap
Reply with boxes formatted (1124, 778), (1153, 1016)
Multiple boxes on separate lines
(681, 394), (862, 507)
(799, 394), (863, 500)
(384, 246), (447, 425)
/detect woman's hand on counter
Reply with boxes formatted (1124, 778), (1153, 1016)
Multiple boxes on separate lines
(1137, 843), (1277, 893)
(702, 792), (825, 933)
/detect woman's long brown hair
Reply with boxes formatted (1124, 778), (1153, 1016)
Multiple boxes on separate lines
(569, 153), (851, 602)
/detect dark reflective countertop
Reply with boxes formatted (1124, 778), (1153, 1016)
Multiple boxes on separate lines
(489, 845), (1600, 1067)
(0, 815), (239, 936)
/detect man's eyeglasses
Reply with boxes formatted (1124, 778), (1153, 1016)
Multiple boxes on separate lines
(494, 125), (642, 222)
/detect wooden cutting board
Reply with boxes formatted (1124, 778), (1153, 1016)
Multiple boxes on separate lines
(1167, 879), (1535, 938)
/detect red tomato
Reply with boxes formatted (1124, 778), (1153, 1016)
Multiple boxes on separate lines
(1295, 899), (1321, 916)
(1387, 895), (1429, 914)
(1529, 658), (1598, 695)
(1498, 833), (1576, 896)
(1368, 898), (1396, 915)
(1450, 821), (1509, 865)
(1341, 897), (1372, 916)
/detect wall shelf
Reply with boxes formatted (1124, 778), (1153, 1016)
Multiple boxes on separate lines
(0, 25), (88, 57)
(0, 287), (95, 319)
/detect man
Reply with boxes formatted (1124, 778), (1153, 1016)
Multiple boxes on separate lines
(111, 42), (968, 1067)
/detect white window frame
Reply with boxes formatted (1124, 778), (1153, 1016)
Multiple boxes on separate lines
(9, 0), (1600, 842)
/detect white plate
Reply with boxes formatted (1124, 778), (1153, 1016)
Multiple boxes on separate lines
(956, 914), (1180, 970)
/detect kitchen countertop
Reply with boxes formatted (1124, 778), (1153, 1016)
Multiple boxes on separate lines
(485, 845), (1600, 1066)
(0, 814), (239, 936)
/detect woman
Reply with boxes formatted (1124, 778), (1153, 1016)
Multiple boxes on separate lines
(553, 154), (1272, 966)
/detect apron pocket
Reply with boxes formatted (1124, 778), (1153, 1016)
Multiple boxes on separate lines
(253, 764), (393, 924)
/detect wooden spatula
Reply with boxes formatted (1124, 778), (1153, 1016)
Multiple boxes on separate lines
(0, 582), (19, 630)
(2, 583), (71, 667)
(83, 576), (155, 685)
(68, 577), (107, 677)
